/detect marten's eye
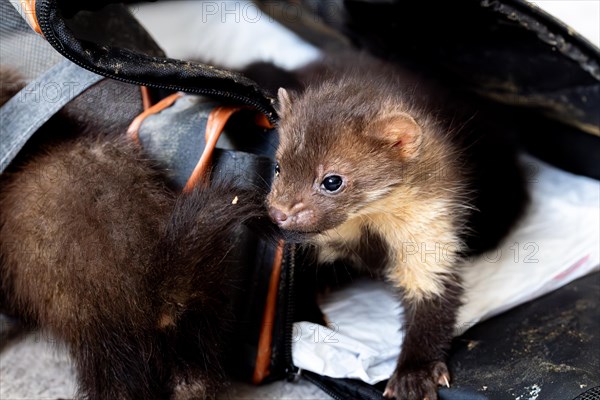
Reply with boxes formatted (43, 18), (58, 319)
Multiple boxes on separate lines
(274, 162), (280, 177)
(321, 175), (344, 193)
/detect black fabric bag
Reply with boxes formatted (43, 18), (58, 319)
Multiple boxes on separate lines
(2, 1), (599, 399)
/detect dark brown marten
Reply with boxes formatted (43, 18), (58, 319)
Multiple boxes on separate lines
(263, 54), (528, 400)
(0, 68), (267, 400)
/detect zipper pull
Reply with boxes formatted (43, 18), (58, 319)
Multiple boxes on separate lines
(286, 366), (302, 383)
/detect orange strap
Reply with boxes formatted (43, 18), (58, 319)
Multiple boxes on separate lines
(21, 0), (42, 35)
(182, 106), (242, 191)
(182, 105), (272, 190)
(140, 86), (152, 110)
(127, 93), (273, 189)
(252, 240), (285, 384)
(126, 92), (183, 144)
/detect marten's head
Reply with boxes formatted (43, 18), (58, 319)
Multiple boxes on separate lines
(267, 78), (435, 236)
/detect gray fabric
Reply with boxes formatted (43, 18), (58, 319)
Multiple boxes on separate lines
(0, 59), (104, 172)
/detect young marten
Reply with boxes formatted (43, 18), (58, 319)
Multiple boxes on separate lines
(0, 68), (268, 399)
(264, 54), (528, 400)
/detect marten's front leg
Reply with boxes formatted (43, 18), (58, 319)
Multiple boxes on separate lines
(376, 214), (464, 400)
(384, 274), (462, 400)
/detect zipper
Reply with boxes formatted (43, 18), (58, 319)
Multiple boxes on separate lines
(304, 371), (387, 400)
(282, 244), (343, 400)
(302, 372), (345, 400)
(283, 243), (299, 381)
(37, 1), (277, 125)
(281, 245), (384, 400)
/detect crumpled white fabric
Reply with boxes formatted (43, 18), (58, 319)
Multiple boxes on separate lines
(292, 154), (600, 384)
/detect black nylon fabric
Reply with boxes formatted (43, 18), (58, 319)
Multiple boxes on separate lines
(35, 0), (278, 123)
(303, 370), (494, 400)
(287, 0), (600, 179)
(330, 0), (600, 134)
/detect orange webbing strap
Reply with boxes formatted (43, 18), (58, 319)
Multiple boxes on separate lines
(140, 86), (152, 110)
(253, 240), (285, 384)
(182, 106), (273, 191)
(127, 93), (273, 188)
(254, 113), (272, 131)
(21, 0), (42, 35)
(126, 92), (183, 144)
(182, 106), (242, 191)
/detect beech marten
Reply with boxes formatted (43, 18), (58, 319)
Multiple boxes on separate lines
(264, 54), (528, 400)
(0, 67), (268, 399)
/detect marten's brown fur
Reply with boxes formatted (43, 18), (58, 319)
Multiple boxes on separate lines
(264, 54), (528, 400)
(0, 67), (267, 399)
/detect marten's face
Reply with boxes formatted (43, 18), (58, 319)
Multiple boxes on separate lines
(267, 87), (423, 235)
(267, 139), (383, 234)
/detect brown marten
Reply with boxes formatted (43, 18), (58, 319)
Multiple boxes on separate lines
(0, 67), (268, 399)
(262, 54), (528, 399)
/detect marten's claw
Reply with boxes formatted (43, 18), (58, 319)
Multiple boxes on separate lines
(438, 373), (451, 388)
(383, 360), (450, 400)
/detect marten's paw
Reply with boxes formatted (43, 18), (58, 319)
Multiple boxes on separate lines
(383, 360), (450, 400)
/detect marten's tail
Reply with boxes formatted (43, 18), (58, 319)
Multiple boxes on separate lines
(0, 66), (25, 107)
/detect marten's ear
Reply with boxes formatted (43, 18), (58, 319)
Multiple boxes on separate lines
(277, 87), (294, 117)
(369, 113), (423, 159)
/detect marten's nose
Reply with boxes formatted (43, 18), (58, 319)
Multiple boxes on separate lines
(268, 207), (288, 224)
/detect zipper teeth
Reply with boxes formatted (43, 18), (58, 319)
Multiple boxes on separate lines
(284, 243), (297, 375)
(283, 248), (383, 400)
(37, 1), (277, 124)
(305, 372), (387, 400)
(280, 248), (339, 400)
(302, 373), (345, 400)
